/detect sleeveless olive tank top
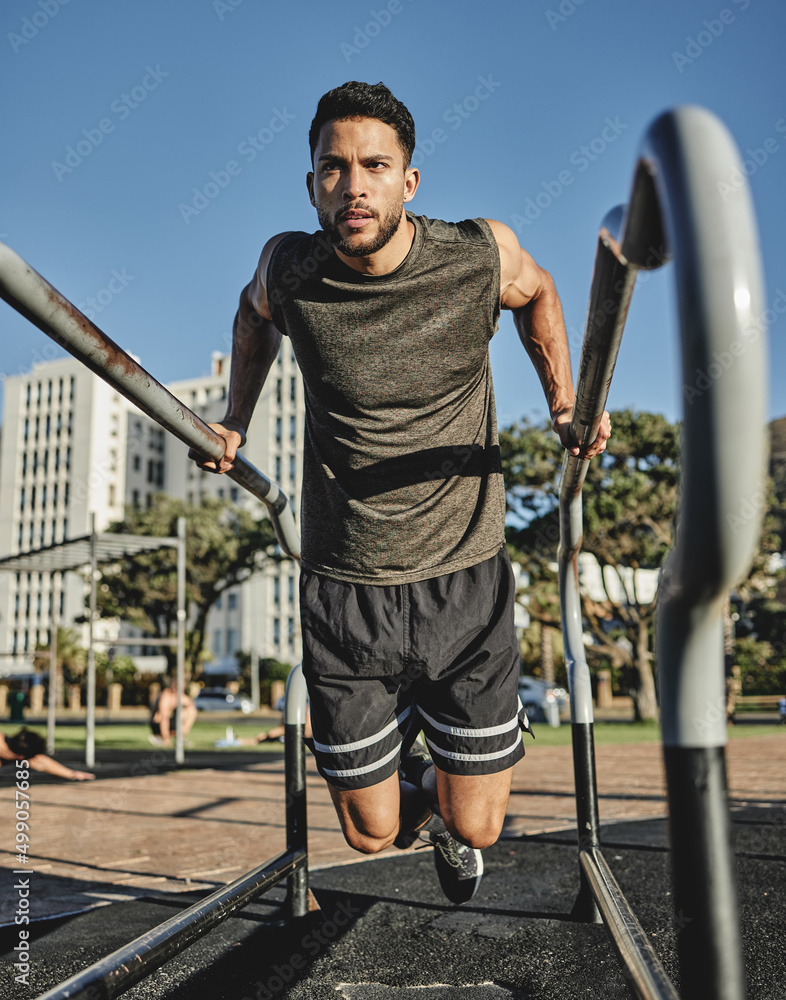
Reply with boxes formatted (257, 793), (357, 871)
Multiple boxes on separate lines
(267, 212), (505, 584)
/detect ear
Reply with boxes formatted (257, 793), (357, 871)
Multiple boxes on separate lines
(306, 171), (315, 206)
(403, 167), (420, 203)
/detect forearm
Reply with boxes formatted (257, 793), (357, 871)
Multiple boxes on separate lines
(512, 275), (575, 420)
(223, 291), (283, 438)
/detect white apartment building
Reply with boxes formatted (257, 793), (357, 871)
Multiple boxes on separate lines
(0, 358), (134, 658)
(0, 345), (304, 672)
(165, 348), (304, 668)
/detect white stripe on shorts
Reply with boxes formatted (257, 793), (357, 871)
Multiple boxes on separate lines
(425, 732), (523, 764)
(417, 703), (520, 740)
(312, 705), (412, 755)
(322, 741), (402, 780)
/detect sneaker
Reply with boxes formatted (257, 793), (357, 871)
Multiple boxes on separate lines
(428, 818), (484, 905)
(394, 735), (434, 850)
(399, 733), (433, 790)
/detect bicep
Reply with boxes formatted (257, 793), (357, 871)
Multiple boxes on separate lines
(485, 219), (546, 309)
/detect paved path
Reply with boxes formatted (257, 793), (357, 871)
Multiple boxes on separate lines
(2, 732), (783, 924)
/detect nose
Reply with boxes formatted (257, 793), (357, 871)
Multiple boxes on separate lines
(342, 163), (366, 201)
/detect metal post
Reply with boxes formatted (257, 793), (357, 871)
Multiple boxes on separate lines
(46, 574), (58, 755)
(250, 649), (260, 712)
(175, 517), (186, 766)
(86, 513), (97, 769)
(284, 663), (309, 920)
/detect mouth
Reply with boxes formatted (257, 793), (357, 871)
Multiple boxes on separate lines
(339, 208), (374, 230)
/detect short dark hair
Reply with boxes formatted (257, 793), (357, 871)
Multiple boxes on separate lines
(6, 728), (46, 759)
(309, 81), (416, 167)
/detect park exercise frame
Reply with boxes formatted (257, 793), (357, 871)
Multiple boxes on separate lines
(0, 103), (766, 999)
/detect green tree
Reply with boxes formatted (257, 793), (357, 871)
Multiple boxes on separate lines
(501, 409), (680, 721)
(96, 495), (279, 677)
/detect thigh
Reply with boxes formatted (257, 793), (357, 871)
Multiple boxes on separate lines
(328, 771), (402, 848)
(435, 767), (513, 847)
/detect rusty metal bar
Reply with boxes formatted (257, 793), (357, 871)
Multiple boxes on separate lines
(0, 242), (300, 560)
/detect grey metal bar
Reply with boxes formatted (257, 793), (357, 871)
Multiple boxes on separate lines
(284, 663), (310, 919)
(33, 848), (306, 1000)
(560, 105), (766, 999)
(86, 513), (97, 769)
(175, 516), (186, 766)
(0, 242), (300, 561)
(579, 848), (680, 1000)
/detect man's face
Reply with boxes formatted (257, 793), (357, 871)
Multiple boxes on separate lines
(307, 117), (418, 258)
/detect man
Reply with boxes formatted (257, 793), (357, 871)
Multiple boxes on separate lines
(193, 81), (609, 904)
(149, 678), (197, 747)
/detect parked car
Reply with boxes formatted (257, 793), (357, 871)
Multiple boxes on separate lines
(518, 676), (568, 725)
(194, 688), (253, 714)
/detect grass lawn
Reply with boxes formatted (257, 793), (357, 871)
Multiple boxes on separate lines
(0, 718), (284, 753)
(2, 718), (781, 753)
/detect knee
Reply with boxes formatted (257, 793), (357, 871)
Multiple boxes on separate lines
(341, 825), (395, 855)
(444, 814), (504, 851)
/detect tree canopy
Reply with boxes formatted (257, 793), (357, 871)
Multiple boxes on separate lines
(501, 409), (680, 720)
(96, 494), (279, 676)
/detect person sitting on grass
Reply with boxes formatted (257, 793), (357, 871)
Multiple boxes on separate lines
(149, 678), (197, 747)
(0, 728), (95, 780)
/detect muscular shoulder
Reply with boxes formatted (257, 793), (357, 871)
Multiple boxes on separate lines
(484, 219), (547, 309)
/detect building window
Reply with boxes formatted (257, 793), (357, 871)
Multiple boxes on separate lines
(214, 630), (222, 656)
(133, 455), (141, 471)
(273, 618), (280, 645)
(275, 417), (282, 445)
(288, 576), (295, 603)
(276, 379), (282, 405)
(290, 377), (296, 403)
(226, 629), (237, 654)
(289, 454), (296, 482)
(288, 618), (295, 648)
(273, 578), (280, 605)
(290, 415), (297, 443)
(132, 489), (140, 508)
(275, 457), (281, 482)
(228, 592), (237, 610)
(64, 482), (70, 506)
(230, 487), (238, 503)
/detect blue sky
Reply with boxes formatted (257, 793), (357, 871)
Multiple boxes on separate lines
(1, 0), (784, 433)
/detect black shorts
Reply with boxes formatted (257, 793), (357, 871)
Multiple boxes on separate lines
(300, 547), (529, 790)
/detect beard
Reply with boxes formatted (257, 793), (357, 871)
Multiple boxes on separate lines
(317, 200), (403, 257)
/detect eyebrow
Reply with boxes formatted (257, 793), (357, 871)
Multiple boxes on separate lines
(317, 153), (395, 164)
